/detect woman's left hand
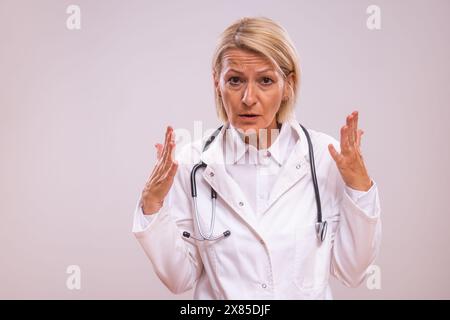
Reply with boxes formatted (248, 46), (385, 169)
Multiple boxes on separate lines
(328, 111), (373, 192)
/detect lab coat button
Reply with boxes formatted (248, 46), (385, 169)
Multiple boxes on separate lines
(209, 172), (215, 177)
(261, 283), (267, 289)
(296, 164), (301, 169)
(239, 201), (244, 207)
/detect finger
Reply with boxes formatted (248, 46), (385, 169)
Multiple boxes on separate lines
(161, 126), (173, 162)
(340, 125), (352, 155)
(352, 111), (359, 146)
(346, 114), (355, 145)
(170, 131), (176, 161)
(328, 144), (343, 163)
(162, 130), (175, 163)
(148, 143), (164, 178)
(162, 140), (176, 172)
(159, 131), (176, 174)
(152, 127), (172, 177)
(155, 143), (163, 160)
(356, 129), (363, 147)
(170, 134), (176, 163)
(167, 159), (179, 179)
(356, 129), (364, 155)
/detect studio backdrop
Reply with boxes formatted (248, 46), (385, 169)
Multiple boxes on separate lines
(1, 0), (449, 299)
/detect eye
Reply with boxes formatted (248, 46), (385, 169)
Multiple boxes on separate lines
(261, 77), (274, 85)
(228, 76), (242, 86)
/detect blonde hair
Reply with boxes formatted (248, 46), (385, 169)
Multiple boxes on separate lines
(212, 17), (301, 123)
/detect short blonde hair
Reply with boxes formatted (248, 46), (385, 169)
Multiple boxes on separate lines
(212, 17), (301, 123)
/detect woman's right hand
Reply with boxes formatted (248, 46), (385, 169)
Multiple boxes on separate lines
(140, 126), (178, 215)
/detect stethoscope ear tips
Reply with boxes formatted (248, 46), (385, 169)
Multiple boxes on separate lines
(182, 231), (191, 238)
(316, 221), (328, 242)
(182, 230), (230, 241)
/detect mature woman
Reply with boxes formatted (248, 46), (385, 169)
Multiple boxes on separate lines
(132, 17), (381, 299)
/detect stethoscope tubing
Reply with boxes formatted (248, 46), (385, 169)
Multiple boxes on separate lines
(184, 123), (327, 242)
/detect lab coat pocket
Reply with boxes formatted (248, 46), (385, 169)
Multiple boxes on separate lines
(294, 223), (333, 296)
(196, 239), (219, 271)
(196, 235), (238, 299)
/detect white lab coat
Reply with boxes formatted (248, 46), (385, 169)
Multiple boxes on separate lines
(132, 117), (381, 299)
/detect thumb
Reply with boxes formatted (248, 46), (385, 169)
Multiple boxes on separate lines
(328, 144), (341, 163)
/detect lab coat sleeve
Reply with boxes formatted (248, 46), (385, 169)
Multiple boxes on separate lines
(344, 183), (378, 217)
(327, 140), (382, 288)
(132, 197), (156, 233)
(132, 155), (203, 294)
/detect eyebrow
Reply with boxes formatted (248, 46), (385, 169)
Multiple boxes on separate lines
(226, 67), (275, 74)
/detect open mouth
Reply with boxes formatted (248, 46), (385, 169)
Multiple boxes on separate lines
(239, 114), (260, 118)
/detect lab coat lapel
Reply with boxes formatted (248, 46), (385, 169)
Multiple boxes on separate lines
(200, 126), (259, 229)
(267, 120), (311, 209)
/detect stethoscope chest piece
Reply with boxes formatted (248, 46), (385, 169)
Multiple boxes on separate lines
(316, 221), (328, 242)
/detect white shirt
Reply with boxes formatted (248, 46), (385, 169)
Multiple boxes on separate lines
(132, 116), (381, 299)
(223, 121), (295, 221)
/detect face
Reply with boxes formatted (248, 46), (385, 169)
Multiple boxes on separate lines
(214, 48), (293, 134)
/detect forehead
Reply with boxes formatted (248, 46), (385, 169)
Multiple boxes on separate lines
(221, 48), (275, 72)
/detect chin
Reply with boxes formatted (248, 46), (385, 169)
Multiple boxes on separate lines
(237, 117), (278, 133)
(233, 121), (262, 134)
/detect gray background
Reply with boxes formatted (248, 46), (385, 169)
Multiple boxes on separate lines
(1, 0), (449, 299)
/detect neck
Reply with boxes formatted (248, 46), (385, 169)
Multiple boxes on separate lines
(244, 118), (281, 150)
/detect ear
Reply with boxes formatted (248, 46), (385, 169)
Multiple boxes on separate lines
(283, 72), (294, 99)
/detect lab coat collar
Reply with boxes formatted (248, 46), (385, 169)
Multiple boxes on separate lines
(224, 120), (294, 166)
(200, 115), (310, 166)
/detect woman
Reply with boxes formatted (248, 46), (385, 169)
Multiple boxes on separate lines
(132, 17), (381, 299)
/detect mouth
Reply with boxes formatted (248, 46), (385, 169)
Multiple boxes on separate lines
(239, 114), (260, 118)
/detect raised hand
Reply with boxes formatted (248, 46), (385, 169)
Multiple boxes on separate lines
(140, 126), (178, 215)
(328, 111), (373, 192)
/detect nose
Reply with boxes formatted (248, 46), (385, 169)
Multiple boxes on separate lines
(242, 82), (257, 107)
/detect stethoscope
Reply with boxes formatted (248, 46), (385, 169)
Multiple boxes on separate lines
(182, 123), (328, 243)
